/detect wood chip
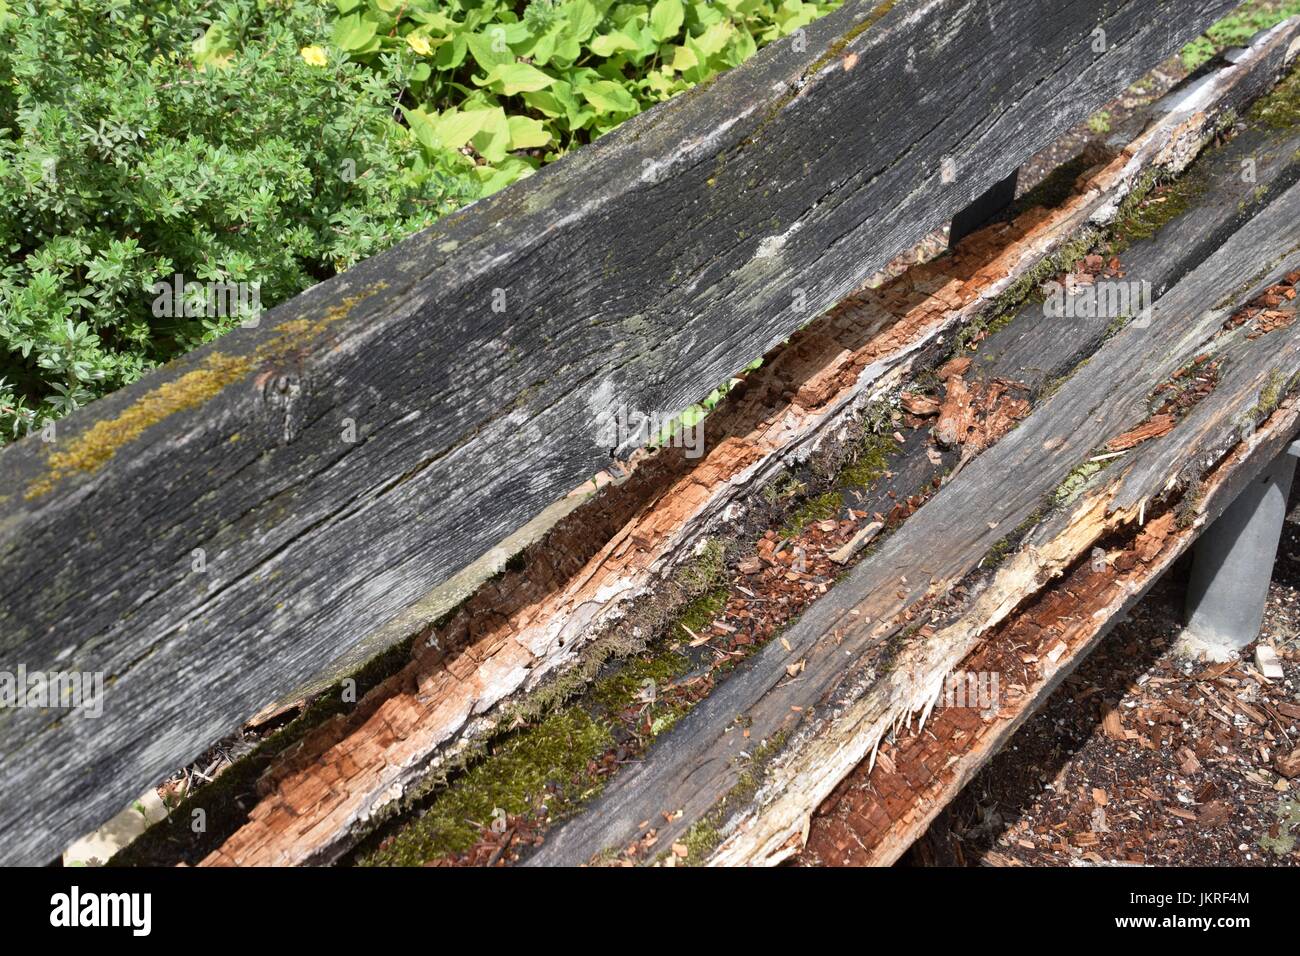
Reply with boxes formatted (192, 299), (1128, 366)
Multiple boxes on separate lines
(829, 521), (884, 565)
(1277, 746), (1300, 780)
(1255, 644), (1285, 680)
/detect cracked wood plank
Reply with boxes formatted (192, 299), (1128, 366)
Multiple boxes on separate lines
(0, 0), (1243, 863)
(193, 24), (1300, 867)
(800, 393), (1300, 866)
(528, 169), (1300, 866)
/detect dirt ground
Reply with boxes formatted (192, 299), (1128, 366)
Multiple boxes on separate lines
(908, 484), (1300, 867)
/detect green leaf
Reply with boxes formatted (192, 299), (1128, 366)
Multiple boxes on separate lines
(405, 107), (486, 152)
(333, 13), (379, 52)
(560, 0), (602, 42)
(578, 79), (638, 115)
(507, 115), (553, 150)
(469, 107), (512, 163)
(648, 0), (684, 42)
(693, 20), (734, 58)
(434, 33), (468, 70)
(478, 61), (556, 95)
(466, 30), (514, 71)
(589, 30), (639, 57)
(520, 89), (566, 118)
(667, 43), (697, 72)
(476, 157), (536, 196)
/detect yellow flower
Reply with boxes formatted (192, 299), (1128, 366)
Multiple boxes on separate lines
(406, 33), (432, 56)
(300, 46), (328, 67)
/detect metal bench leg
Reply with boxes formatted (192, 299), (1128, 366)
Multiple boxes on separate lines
(1177, 439), (1300, 661)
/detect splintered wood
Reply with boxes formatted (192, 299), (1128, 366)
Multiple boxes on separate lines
(205, 26), (1300, 867)
(200, 177), (1122, 865)
(800, 512), (1184, 866)
(800, 280), (1300, 867)
(203, 144), (1174, 867)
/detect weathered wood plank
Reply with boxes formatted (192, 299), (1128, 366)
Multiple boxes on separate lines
(528, 171), (1300, 865)
(801, 394), (1300, 866)
(0, 0), (1239, 862)
(192, 31), (1300, 867)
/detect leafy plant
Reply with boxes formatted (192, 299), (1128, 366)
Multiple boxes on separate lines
(0, 0), (839, 443)
(1181, 0), (1300, 70)
(330, 0), (838, 195)
(0, 0), (472, 441)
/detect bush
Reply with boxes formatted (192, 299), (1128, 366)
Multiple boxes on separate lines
(0, 0), (473, 440)
(334, 0), (836, 193)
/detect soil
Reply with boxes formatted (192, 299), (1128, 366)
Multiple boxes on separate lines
(906, 483), (1300, 867)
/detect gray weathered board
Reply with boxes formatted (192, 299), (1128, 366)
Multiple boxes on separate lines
(529, 172), (1300, 864)
(0, 0), (1238, 862)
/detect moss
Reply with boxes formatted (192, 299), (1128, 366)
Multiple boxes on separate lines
(589, 645), (692, 716)
(733, 1), (897, 162)
(1109, 168), (1205, 253)
(1250, 367), (1289, 421)
(764, 471), (806, 505)
(678, 536), (727, 588)
(1249, 58), (1300, 130)
(1051, 457), (1110, 507)
(351, 536), (737, 865)
(1175, 479), (1206, 530)
(111, 626), (421, 866)
(675, 727), (790, 865)
(25, 285), (385, 500)
(680, 821), (722, 863)
(1258, 799), (1300, 857)
(780, 490), (842, 538)
(837, 432), (900, 489)
(1087, 110), (1113, 135)
(25, 353), (251, 499)
(982, 534), (1014, 569)
(804, 1), (898, 78)
(666, 586), (729, 643)
(952, 229), (1098, 356)
(1102, 312), (1130, 341)
(359, 707), (614, 865)
(982, 507), (1044, 570)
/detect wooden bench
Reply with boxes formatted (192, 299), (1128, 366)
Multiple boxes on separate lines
(0, 0), (1288, 865)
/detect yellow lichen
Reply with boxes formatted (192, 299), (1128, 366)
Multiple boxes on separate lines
(23, 285), (386, 500)
(25, 353), (252, 500)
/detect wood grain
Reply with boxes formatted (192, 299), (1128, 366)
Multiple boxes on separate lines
(530, 171), (1300, 865)
(0, 0), (1239, 863)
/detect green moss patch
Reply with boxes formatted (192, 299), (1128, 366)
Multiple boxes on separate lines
(361, 707), (613, 866)
(1251, 60), (1300, 129)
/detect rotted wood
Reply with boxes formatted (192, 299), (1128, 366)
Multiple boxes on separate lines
(0, 0), (1248, 863)
(528, 168), (1300, 866)
(195, 26), (1300, 867)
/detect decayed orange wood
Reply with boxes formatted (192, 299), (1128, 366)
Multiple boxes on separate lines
(800, 512), (1181, 865)
(202, 189), (1112, 865)
(203, 94), (1248, 865)
(795, 392), (1300, 867)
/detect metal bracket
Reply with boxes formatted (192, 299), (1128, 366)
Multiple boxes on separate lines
(1178, 437), (1300, 660)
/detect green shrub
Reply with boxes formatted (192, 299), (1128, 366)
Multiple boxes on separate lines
(0, 0), (473, 441)
(333, 0), (837, 194)
(1180, 0), (1300, 71)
